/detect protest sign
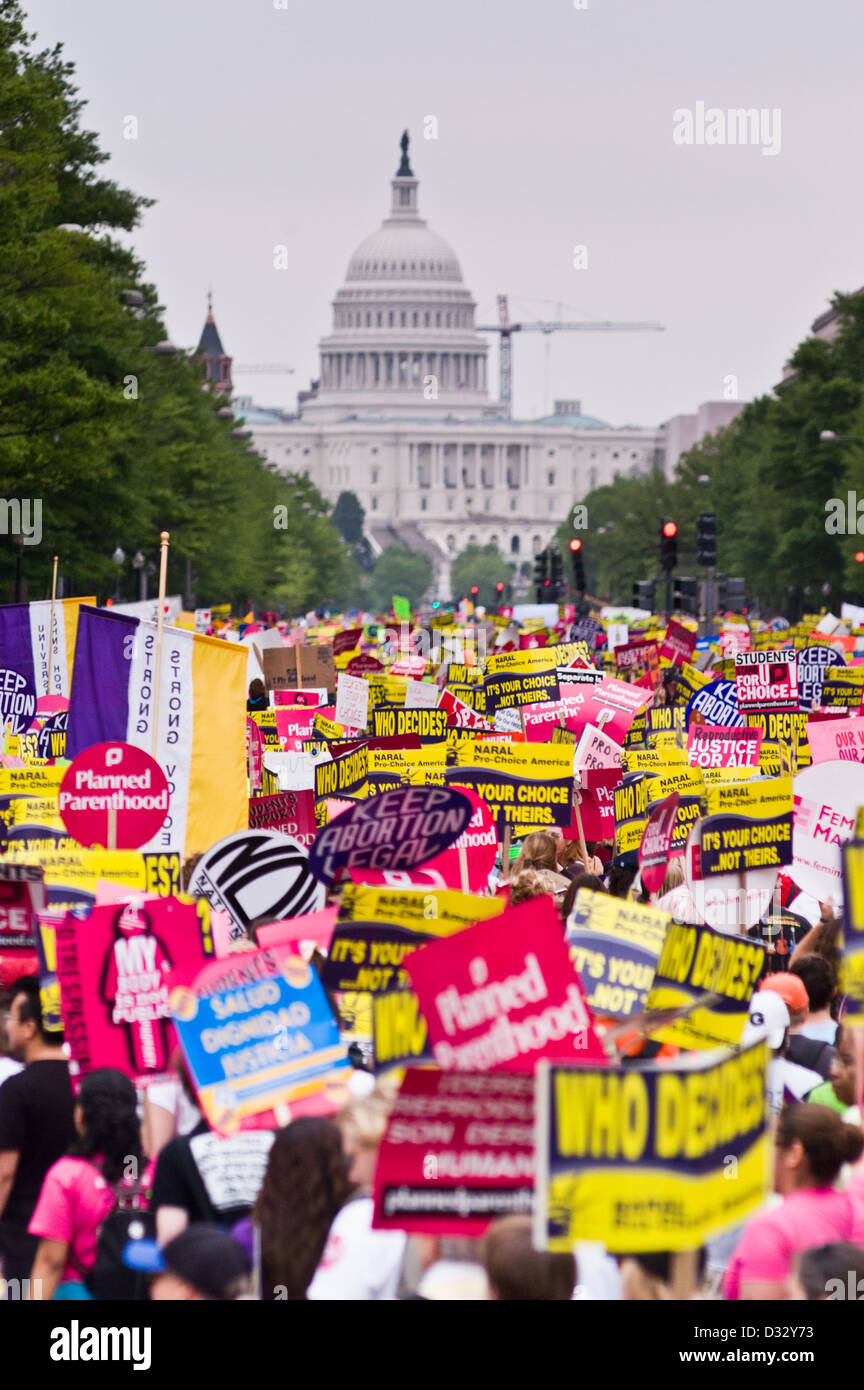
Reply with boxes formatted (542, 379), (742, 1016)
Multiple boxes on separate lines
(690, 805), (793, 878)
(313, 746), (369, 802)
(484, 669), (560, 714)
(262, 644), (336, 696)
(534, 1043), (770, 1253)
(0, 862), (44, 988)
(687, 724), (762, 769)
(483, 641), (590, 677)
(575, 675), (652, 744)
(405, 896), (605, 1071)
(333, 628), (363, 657)
(334, 673), (370, 732)
(256, 905), (338, 956)
(646, 919), (767, 1049)
(446, 740), (574, 834)
(321, 922), (432, 993)
(371, 707), (448, 742)
(735, 649), (798, 713)
(686, 678), (744, 729)
(841, 840), (864, 1025)
(170, 944), (350, 1130)
(615, 639), (660, 686)
(639, 792), (680, 894)
(309, 785), (473, 886)
(188, 830), (325, 940)
(248, 789), (316, 847)
(339, 882), (504, 936)
(574, 723), (623, 773)
(56, 897), (213, 1083)
(58, 742), (169, 851)
(566, 890), (670, 1019)
(372, 1069), (534, 1236)
(613, 772), (653, 858)
(791, 760), (864, 901)
(346, 653), (384, 677)
(571, 768), (619, 840)
(366, 745), (446, 794)
(807, 714), (864, 764)
(371, 989), (433, 1072)
(438, 686), (491, 731)
(798, 646), (845, 708)
(660, 620), (697, 667)
(404, 679), (439, 709)
(818, 667), (864, 708)
(353, 787), (496, 893)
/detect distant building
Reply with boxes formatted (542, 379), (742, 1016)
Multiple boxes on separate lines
(195, 292), (232, 396)
(662, 400), (746, 474)
(204, 135), (664, 596)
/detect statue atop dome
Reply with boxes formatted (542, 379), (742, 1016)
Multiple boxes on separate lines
(396, 129), (413, 177)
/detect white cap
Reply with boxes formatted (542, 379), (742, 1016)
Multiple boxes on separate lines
(741, 991), (790, 1051)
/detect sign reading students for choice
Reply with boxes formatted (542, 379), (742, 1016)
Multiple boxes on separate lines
(308, 784), (473, 885)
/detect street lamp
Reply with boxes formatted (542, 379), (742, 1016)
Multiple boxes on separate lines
(820, 430), (857, 443)
(112, 546), (125, 602)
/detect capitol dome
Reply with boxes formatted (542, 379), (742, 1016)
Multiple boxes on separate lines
(303, 132), (497, 422)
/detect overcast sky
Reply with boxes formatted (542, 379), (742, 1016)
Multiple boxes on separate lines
(23, 0), (864, 426)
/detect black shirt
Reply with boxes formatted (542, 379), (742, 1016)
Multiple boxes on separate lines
(0, 1059), (75, 1274)
(151, 1120), (274, 1230)
(247, 695), (269, 712)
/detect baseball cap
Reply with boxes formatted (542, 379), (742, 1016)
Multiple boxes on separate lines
(740, 991), (790, 1051)
(760, 971), (809, 1014)
(123, 1226), (251, 1300)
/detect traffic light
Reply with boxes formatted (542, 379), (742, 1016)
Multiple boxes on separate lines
(697, 513), (717, 567)
(569, 538), (586, 593)
(533, 549), (548, 598)
(857, 552), (864, 564)
(672, 575), (699, 616)
(716, 576), (747, 612)
(495, 581), (504, 594)
(659, 520), (678, 571)
(470, 586), (479, 597)
(632, 580), (655, 610)
(549, 547), (564, 601)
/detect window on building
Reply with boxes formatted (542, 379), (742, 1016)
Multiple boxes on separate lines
(371, 468), (379, 483)
(510, 535), (520, 554)
(547, 470), (555, 486)
(589, 467), (597, 488)
(447, 496), (453, 511)
(377, 312), (382, 326)
(303, 448), (310, 455)
(420, 496), (427, 511)
(446, 312), (451, 327)
(436, 312), (441, 327)
(510, 497), (518, 511)
(413, 312), (418, 326)
(371, 496), (378, 510)
(388, 312), (394, 326)
(400, 312), (406, 327)
(612, 451), (619, 459)
(548, 499), (555, 512)
(366, 313), (371, 326)
(371, 446), (378, 454)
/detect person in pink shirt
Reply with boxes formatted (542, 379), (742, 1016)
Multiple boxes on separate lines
(28, 1068), (153, 1300)
(724, 1103), (864, 1301)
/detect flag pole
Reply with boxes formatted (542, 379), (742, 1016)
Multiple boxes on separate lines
(49, 556), (58, 692)
(152, 532), (170, 758)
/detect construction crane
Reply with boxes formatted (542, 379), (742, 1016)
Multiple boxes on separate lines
(233, 364), (295, 374)
(476, 295), (665, 419)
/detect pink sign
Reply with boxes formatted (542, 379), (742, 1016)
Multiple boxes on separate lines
(274, 707), (318, 750)
(59, 742), (170, 850)
(639, 792), (680, 894)
(568, 768), (620, 841)
(55, 897), (212, 1083)
(687, 724), (763, 769)
(660, 619), (697, 666)
(256, 905), (338, 955)
(575, 676), (653, 744)
(806, 716), (864, 765)
(405, 896), (605, 1072)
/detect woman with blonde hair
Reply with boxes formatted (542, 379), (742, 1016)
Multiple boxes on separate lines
(511, 831), (558, 875)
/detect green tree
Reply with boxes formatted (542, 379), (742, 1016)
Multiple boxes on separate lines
(0, 1), (348, 613)
(367, 547), (433, 613)
(450, 543), (513, 608)
(331, 491), (365, 544)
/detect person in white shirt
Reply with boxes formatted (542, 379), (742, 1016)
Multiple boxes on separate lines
(308, 1084), (407, 1301)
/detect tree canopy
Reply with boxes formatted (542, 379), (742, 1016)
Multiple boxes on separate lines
(0, 1), (349, 613)
(366, 547), (433, 613)
(450, 543), (513, 608)
(555, 290), (864, 617)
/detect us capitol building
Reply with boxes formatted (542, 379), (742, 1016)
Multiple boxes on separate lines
(200, 133), (665, 596)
